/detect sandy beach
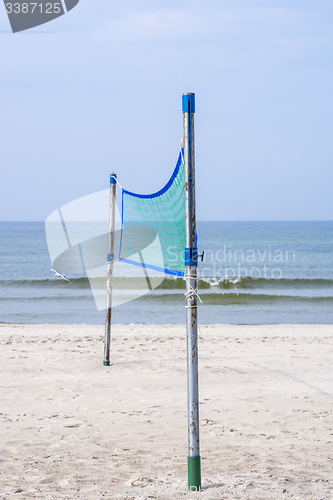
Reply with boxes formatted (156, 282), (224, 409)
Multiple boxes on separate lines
(0, 324), (332, 499)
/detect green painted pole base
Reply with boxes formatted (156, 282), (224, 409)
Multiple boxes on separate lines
(103, 361), (110, 366)
(188, 456), (201, 491)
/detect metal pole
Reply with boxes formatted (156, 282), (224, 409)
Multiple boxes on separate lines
(103, 173), (117, 366)
(183, 92), (201, 491)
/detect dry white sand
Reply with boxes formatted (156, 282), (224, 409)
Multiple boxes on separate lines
(0, 324), (332, 499)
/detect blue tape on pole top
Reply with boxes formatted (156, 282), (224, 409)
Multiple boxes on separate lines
(182, 93), (195, 113)
(110, 175), (117, 184)
(185, 247), (198, 266)
(107, 253), (114, 262)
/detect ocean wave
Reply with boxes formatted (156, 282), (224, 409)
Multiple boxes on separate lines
(140, 292), (333, 305)
(0, 278), (91, 289)
(204, 277), (333, 290)
(2, 276), (333, 290)
(0, 294), (90, 301)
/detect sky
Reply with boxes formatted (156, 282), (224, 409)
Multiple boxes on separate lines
(0, 0), (333, 221)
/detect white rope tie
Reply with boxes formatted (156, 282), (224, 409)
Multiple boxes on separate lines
(106, 257), (121, 294)
(114, 177), (124, 191)
(184, 272), (203, 308)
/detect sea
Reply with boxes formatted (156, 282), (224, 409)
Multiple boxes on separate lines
(0, 221), (332, 325)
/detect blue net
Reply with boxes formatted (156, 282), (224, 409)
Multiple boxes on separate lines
(119, 149), (185, 277)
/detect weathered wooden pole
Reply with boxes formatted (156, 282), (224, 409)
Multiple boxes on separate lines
(183, 92), (201, 491)
(103, 173), (117, 366)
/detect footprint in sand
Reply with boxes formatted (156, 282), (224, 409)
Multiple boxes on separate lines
(131, 477), (154, 487)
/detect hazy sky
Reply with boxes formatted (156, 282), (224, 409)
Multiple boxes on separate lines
(1, 0), (332, 221)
